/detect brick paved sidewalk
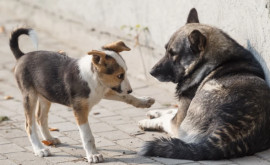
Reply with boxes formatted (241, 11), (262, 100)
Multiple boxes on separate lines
(1, 19), (270, 165)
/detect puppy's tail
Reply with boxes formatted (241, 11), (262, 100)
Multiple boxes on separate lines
(139, 137), (223, 160)
(9, 28), (38, 60)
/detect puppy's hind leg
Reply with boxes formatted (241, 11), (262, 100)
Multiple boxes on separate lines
(23, 91), (51, 157)
(36, 95), (61, 145)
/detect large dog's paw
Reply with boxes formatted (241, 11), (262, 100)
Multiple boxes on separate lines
(146, 109), (177, 119)
(146, 109), (162, 119)
(87, 153), (104, 163)
(136, 97), (155, 108)
(34, 148), (51, 157)
(138, 119), (163, 131)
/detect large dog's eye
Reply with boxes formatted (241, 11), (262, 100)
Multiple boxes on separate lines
(169, 49), (177, 57)
(117, 73), (124, 80)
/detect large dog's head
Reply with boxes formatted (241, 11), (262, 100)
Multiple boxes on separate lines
(150, 8), (235, 84)
(150, 8), (208, 83)
(88, 41), (132, 94)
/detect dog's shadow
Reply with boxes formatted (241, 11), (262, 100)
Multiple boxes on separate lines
(247, 40), (270, 85)
(51, 143), (146, 164)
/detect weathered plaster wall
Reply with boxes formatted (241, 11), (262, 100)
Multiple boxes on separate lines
(1, 0), (270, 85)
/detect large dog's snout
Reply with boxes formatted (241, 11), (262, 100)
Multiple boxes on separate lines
(150, 67), (158, 77)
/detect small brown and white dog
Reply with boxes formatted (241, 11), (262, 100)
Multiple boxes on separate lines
(9, 28), (155, 163)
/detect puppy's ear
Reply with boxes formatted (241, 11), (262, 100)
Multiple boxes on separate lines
(186, 8), (199, 24)
(102, 40), (131, 53)
(87, 50), (106, 66)
(188, 30), (206, 53)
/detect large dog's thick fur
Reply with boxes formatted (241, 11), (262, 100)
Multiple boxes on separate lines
(10, 28), (155, 163)
(139, 8), (270, 160)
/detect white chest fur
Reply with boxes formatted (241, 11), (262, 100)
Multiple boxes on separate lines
(78, 55), (107, 109)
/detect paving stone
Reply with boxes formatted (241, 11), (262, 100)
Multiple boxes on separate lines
(152, 157), (194, 165)
(4, 151), (38, 162)
(57, 160), (89, 165)
(99, 99), (132, 110)
(116, 154), (156, 164)
(0, 143), (25, 154)
(99, 115), (133, 125)
(9, 136), (31, 147)
(95, 137), (116, 147)
(90, 107), (118, 118)
(0, 136), (11, 145)
(61, 130), (82, 141)
(0, 159), (17, 165)
(231, 155), (270, 165)
(50, 122), (78, 132)
(91, 123), (117, 133)
(96, 130), (131, 141)
(114, 123), (142, 134)
(57, 144), (85, 158)
(24, 145), (62, 154)
(100, 145), (136, 157)
(0, 154), (6, 160)
(116, 138), (144, 150)
(0, 128), (27, 138)
(18, 159), (51, 165)
(256, 149), (270, 161)
(44, 152), (79, 163)
(117, 108), (149, 117)
(199, 160), (236, 165)
(48, 114), (67, 123)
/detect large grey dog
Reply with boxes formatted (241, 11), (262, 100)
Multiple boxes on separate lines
(139, 8), (270, 160)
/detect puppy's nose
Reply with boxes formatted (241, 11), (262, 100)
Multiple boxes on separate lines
(127, 89), (133, 94)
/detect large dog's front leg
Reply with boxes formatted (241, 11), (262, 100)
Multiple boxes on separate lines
(138, 97), (191, 137)
(104, 90), (155, 108)
(73, 99), (103, 163)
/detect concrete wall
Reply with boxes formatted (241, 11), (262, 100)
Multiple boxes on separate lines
(1, 0), (270, 84)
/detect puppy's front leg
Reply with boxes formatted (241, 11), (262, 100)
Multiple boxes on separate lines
(104, 90), (155, 108)
(73, 99), (103, 163)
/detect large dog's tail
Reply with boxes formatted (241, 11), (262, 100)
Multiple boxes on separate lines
(9, 28), (38, 60)
(140, 137), (225, 160)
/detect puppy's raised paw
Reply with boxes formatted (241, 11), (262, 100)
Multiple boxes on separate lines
(87, 153), (104, 163)
(136, 97), (155, 108)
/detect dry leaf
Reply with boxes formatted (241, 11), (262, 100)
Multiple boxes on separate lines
(49, 128), (59, 132)
(0, 26), (5, 34)
(42, 140), (54, 146)
(4, 96), (13, 100)
(0, 116), (9, 122)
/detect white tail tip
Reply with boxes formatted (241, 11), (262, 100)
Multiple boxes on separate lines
(28, 29), (38, 50)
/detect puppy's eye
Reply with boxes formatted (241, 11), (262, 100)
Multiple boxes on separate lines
(117, 73), (124, 79)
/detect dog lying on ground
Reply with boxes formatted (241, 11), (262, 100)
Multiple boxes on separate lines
(139, 8), (270, 160)
(9, 28), (155, 163)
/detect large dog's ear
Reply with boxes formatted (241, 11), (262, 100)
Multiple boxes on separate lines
(186, 8), (199, 24)
(102, 40), (131, 53)
(87, 50), (107, 66)
(188, 30), (206, 53)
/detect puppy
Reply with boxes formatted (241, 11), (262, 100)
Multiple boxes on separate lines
(10, 28), (155, 163)
(139, 8), (270, 160)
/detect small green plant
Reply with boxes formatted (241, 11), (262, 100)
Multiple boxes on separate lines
(121, 24), (150, 47)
